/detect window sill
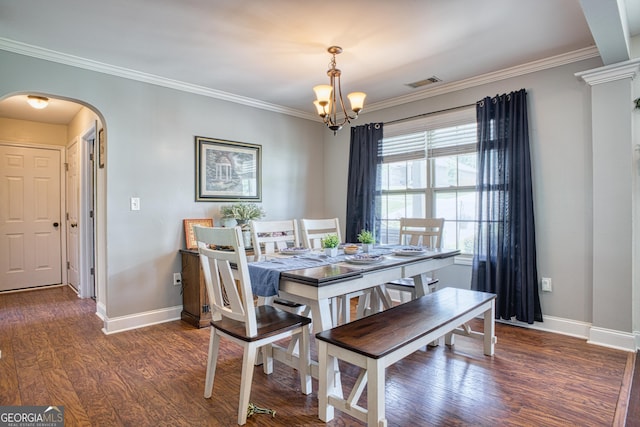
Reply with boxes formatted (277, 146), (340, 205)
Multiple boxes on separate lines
(454, 255), (473, 266)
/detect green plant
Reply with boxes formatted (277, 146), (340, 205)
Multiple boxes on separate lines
(357, 229), (375, 244)
(321, 234), (340, 249)
(220, 203), (265, 221)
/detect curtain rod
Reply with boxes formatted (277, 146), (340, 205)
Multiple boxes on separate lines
(383, 102), (476, 126)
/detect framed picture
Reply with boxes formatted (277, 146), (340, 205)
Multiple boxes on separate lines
(183, 218), (214, 249)
(195, 136), (261, 202)
(98, 128), (105, 168)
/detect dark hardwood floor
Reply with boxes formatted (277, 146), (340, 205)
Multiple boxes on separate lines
(0, 286), (634, 426)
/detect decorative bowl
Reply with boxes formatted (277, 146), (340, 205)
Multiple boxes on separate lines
(343, 244), (360, 255)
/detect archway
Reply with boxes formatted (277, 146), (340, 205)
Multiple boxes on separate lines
(0, 92), (107, 318)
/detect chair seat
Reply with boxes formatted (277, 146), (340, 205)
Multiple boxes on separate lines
(273, 298), (304, 308)
(212, 305), (312, 342)
(386, 277), (439, 289)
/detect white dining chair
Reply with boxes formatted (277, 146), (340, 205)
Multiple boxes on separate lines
(299, 217), (342, 249)
(385, 217), (445, 301)
(250, 219), (301, 260)
(194, 225), (311, 425)
(250, 219), (311, 346)
(299, 218), (348, 324)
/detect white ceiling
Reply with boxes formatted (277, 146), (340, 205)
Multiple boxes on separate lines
(0, 0), (638, 125)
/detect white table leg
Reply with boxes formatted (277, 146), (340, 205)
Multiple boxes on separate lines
(310, 298), (343, 398)
(484, 299), (496, 356)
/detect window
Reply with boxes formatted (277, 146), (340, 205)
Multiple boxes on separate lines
(376, 108), (477, 255)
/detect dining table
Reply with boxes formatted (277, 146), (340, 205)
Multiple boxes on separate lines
(249, 245), (460, 332)
(247, 245), (461, 392)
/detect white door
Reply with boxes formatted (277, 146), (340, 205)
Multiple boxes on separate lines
(0, 144), (62, 291)
(66, 139), (80, 291)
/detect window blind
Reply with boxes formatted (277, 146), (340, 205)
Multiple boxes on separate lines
(380, 106), (476, 162)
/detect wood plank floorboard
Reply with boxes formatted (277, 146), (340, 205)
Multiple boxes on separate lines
(0, 286), (633, 426)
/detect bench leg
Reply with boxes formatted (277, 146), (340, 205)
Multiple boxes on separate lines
(367, 357), (387, 427)
(317, 341), (335, 422)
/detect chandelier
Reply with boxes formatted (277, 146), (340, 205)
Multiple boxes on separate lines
(313, 46), (366, 135)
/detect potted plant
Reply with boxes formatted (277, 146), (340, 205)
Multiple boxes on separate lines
(357, 229), (375, 253)
(321, 234), (340, 257)
(220, 203), (265, 247)
(220, 203), (265, 227)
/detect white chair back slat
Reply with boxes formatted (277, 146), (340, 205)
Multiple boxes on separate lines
(300, 218), (341, 249)
(250, 219), (300, 259)
(194, 225), (257, 336)
(399, 217), (445, 249)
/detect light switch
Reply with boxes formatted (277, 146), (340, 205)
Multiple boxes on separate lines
(130, 197), (140, 211)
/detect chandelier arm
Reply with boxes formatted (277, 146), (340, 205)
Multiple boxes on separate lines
(336, 74), (350, 126)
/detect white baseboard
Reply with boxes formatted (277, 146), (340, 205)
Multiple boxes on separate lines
(499, 315), (591, 340)
(588, 327), (637, 352)
(496, 316), (637, 352)
(101, 305), (182, 335)
(97, 300), (640, 353)
(391, 290), (638, 352)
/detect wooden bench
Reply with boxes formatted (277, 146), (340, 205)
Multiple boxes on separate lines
(315, 287), (497, 427)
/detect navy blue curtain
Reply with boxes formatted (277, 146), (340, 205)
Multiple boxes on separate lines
(471, 90), (542, 323)
(345, 123), (383, 243)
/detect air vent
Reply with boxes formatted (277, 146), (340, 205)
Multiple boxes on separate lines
(405, 76), (442, 88)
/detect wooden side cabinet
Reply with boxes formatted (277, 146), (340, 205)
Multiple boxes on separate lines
(179, 249), (211, 328)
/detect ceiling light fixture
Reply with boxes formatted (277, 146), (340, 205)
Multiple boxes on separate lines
(313, 46), (366, 135)
(27, 95), (49, 109)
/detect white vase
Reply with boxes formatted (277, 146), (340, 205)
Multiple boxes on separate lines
(362, 243), (374, 253)
(325, 247), (338, 257)
(221, 218), (236, 228)
(242, 230), (252, 247)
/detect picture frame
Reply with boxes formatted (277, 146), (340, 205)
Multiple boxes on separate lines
(195, 136), (261, 202)
(98, 128), (105, 168)
(183, 218), (214, 250)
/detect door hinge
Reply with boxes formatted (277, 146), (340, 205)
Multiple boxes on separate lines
(89, 210), (94, 218)
(90, 267), (95, 276)
(89, 153), (94, 161)
(202, 304), (210, 313)
(66, 212), (69, 220)
(64, 163), (69, 171)
(66, 261), (70, 269)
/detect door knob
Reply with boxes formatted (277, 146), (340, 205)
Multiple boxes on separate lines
(53, 222), (59, 228)
(70, 223), (78, 228)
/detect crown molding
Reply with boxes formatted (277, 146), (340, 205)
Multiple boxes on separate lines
(1, 37), (599, 121)
(575, 57), (640, 85)
(365, 46), (601, 112)
(0, 37), (317, 121)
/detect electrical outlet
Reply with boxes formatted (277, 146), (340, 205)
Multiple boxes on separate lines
(541, 277), (552, 292)
(173, 272), (182, 286)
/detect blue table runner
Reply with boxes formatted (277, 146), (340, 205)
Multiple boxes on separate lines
(248, 248), (396, 297)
